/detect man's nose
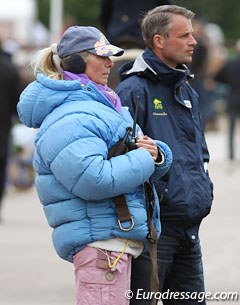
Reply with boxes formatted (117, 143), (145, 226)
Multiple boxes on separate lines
(190, 35), (197, 46)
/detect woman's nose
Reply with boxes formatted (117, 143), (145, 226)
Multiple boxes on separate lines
(106, 57), (114, 67)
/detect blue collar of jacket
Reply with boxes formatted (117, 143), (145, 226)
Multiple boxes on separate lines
(18, 73), (120, 129)
(119, 47), (193, 87)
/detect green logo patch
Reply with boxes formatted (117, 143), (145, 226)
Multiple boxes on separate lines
(152, 98), (167, 116)
(153, 98), (163, 111)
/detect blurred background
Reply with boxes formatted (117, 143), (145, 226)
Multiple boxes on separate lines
(0, 0), (239, 304)
(1, 0), (240, 142)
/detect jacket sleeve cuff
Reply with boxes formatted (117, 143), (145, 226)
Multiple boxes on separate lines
(155, 147), (165, 166)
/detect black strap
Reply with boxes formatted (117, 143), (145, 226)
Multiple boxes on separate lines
(107, 99), (160, 301)
(107, 139), (129, 160)
(144, 181), (159, 305)
(144, 181), (157, 243)
(107, 129), (134, 231)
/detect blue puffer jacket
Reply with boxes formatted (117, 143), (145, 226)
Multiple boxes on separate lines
(17, 73), (172, 262)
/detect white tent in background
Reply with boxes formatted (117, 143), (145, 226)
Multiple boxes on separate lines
(0, 0), (37, 45)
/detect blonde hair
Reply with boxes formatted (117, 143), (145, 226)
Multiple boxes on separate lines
(31, 43), (62, 79)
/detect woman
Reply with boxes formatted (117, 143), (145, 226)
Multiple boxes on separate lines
(17, 26), (172, 305)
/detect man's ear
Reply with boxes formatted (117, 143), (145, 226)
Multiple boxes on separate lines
(153, 34), (165, 49)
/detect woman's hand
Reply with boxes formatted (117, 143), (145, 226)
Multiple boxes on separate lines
(135, 132), (159, 161)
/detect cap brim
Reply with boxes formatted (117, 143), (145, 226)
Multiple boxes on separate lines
(88, 44), (124, 57)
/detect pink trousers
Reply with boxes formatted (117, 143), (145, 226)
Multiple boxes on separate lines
(73, 246), (132, 305)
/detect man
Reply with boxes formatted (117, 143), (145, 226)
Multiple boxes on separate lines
(0, 41), (21, 219)
(116, 5), (213, 305)
(214, 39), (240, 161)
(99, 0), (172, 89)
(100, 0), (172, 49)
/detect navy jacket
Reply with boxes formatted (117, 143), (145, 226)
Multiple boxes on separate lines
(116, 48), (214, 241)
(100, 0), (171, 48)
(214, 54), (240, 112)
(0, 49), (20, 131)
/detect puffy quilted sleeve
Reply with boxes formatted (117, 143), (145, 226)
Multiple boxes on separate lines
(37, 112), (155, 201)
(52, 138), (155, 200)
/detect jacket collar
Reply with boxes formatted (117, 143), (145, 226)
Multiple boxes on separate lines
(119, 47), (193, 86)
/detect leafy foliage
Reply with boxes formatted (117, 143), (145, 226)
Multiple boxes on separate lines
(37, 0), (101, 29)
(37, 0), (240, 42)
(175, 0), (240, 41)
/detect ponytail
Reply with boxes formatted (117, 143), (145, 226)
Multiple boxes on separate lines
(31, 43), (63, 79)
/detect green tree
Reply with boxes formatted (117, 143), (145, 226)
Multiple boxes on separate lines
(175, 0), (240, 42)
(37, 0), (101, 30)
(37, 0), (240, 43)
